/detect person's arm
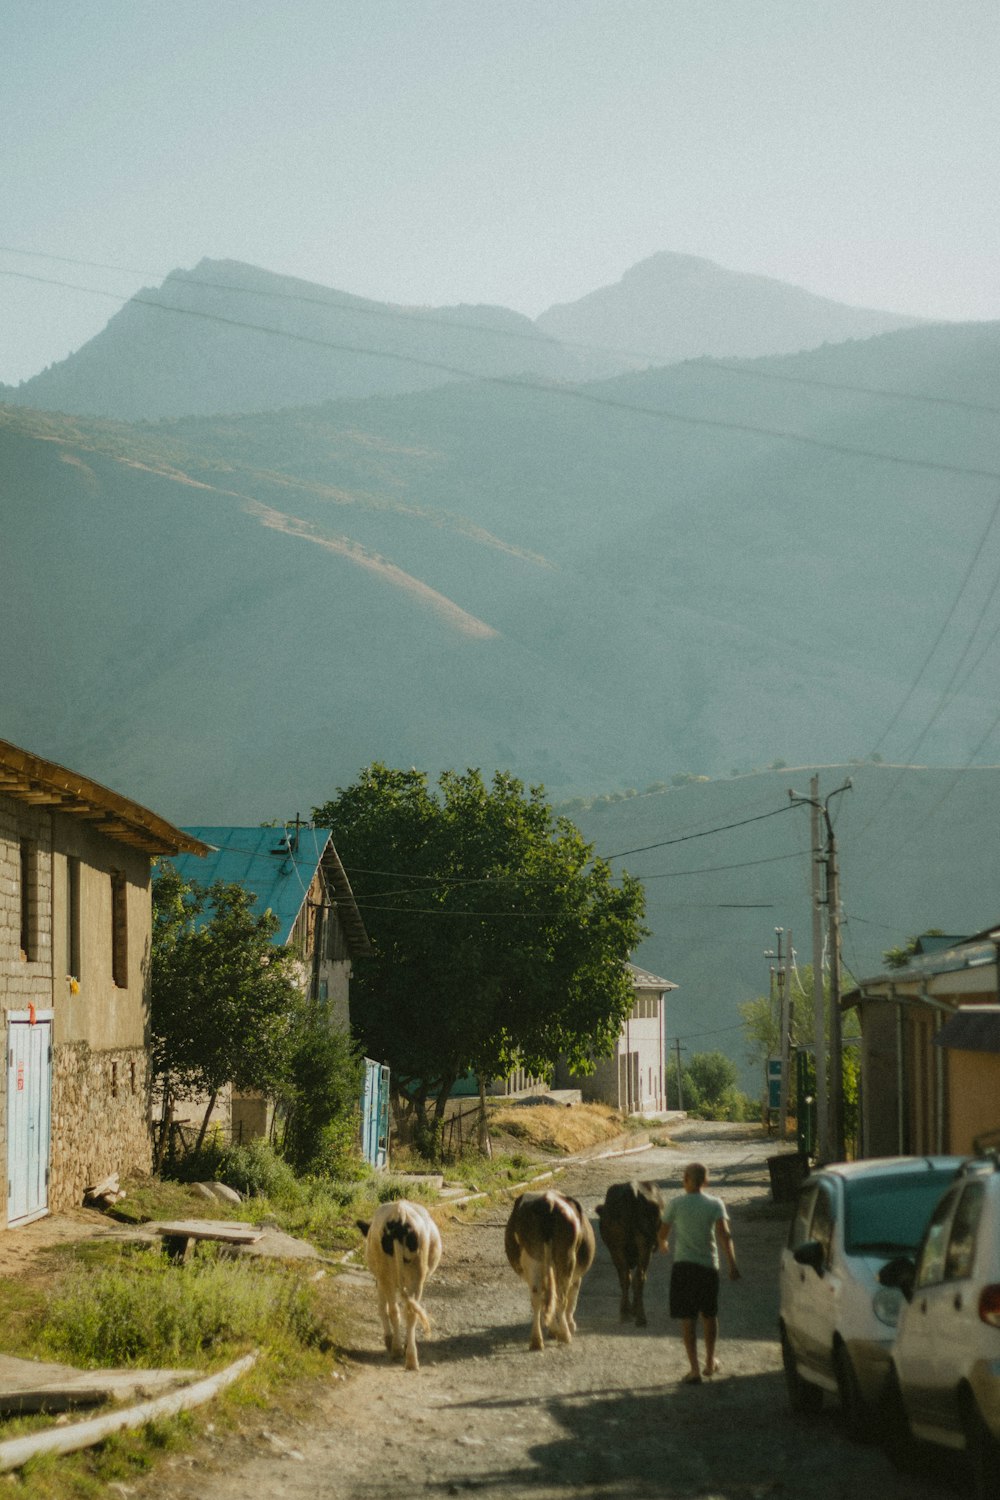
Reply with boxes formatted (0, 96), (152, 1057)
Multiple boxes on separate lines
(656, 1220), (671, 1253)
(716, 1216), (740, 1280)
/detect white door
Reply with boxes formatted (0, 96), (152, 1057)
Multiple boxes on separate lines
(7, 1017), (52, 1226)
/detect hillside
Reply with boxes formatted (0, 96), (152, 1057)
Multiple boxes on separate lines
(535, 251), (923, 377)
(2, 252), (924, 421)
(1, 319), (998, 825)
(569, 764), (1000, 1090)
(0, 259), (575, 421)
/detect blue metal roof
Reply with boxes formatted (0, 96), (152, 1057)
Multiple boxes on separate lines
(167, 826), (331, 944)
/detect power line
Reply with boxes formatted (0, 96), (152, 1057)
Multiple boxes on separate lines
(5, 245), (1000, 419)
(4, 265), (1000, 487)
(603, 803), (796, 859)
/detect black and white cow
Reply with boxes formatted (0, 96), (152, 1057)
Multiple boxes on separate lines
(356, 1199), (442, 1371)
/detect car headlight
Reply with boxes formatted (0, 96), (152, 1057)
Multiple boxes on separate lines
(873, 1285), (902, 1329)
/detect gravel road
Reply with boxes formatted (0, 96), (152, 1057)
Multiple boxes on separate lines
(137, 1123), (955, 1500)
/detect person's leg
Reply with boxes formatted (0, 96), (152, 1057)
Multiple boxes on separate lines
(703, 1314), (719, 1375)
(681, 1317), (700, 1379)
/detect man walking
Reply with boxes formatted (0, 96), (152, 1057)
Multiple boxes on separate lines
(657, 1161), (740, 1383)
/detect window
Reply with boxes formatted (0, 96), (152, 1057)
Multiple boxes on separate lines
(19, 839), (36, 960)
(944, 1183), (985, 1282)
(915, 1188), (957, 1289)
(809, 1185), (836, 1265)
(67, 856), (81, 977)
(111, 871), (128, 987)
(788, 1184), (819, 1250)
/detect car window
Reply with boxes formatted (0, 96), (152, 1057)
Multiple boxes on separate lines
(843, 1166), (960, 1254)
(943, 1183), (985, 1282)
(915, 1187), (958, 1289)
(810, 1184), (835, 1264)
(788, 1184), (819, 1250)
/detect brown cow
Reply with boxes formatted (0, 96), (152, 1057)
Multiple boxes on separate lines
(504, 1189), (596, 1351)
(356, 1199), (442, 1371)
(596, 1179), (664, 1326)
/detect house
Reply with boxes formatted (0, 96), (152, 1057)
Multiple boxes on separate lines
(0, 737), (209, 1228)
(167, 824), (370, 1141)
(843, 926), (1000, 1158)
(555, 963), (677, 1114)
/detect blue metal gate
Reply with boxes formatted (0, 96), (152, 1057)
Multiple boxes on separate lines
(7, 1015), (52, 1226)
(361, 1057), (390, 1169)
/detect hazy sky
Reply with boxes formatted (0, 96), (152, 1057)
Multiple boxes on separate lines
(3, 0), (998, 385)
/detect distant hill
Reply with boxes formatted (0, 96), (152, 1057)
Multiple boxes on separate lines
(2, 252), (924, 421)
(2, 318), (998, 826)
(569, 765), (1000, 1091)
(536, 251), (924, 377)
(0, 259), (576, 421)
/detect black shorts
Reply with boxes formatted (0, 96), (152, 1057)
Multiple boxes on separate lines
(669, 1261), (720, 1319)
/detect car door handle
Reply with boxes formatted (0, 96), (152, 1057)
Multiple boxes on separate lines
(919, 1298), (928, 1313)
(953, 1293), (963, 1311)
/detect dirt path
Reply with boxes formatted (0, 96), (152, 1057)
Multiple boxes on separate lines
(134, 1124), (953, 1500)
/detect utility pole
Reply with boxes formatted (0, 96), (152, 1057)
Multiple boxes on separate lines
(809, 775), (828, 1158)
(775, 927), (789, 1137)
(789, 778), (852, 1161)
(673, 1038), (685, 1112)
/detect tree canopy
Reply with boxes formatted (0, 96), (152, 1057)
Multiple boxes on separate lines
(313, 764), (647, 1135)
(151, 868), (302, 1148)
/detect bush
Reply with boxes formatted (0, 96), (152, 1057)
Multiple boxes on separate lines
(216, 1139), (301, 1203)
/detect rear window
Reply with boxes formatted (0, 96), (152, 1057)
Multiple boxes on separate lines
(843, 1167), (959, 1254)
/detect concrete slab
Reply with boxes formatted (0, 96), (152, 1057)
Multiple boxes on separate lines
(0, 1354), (198, 1414)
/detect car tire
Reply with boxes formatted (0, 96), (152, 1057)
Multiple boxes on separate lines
(781, 1326), (823, 1416)
(878, 1366), (916, 1474)
(962, 1394), (1000, 1500)
(833, 1342), (872, 1442)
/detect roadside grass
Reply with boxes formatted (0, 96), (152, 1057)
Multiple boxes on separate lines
(0, 1115), (622, 1494)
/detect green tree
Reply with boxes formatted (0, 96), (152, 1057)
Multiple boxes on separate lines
(151, 868), (301, 1154)
(313, 764), (647, 1149)
(882, 928), (945, 970)
(278, 1001), (363, 1176)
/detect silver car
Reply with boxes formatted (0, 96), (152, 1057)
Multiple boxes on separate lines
(879, 1149), (1000, 1500)
(779, 1155), (963, 1438)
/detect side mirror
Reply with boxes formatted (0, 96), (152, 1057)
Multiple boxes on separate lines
(793, 1240), (825, 1273)
(878, 1255), (916, 1301)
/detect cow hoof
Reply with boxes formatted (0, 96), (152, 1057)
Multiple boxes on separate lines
(529, 1335), (544, 1352)
(635, 1314), (648, 1328)
(405, 1355), (419, 1372)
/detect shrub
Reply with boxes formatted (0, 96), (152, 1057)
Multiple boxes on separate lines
(216, 1139), (301, 1203)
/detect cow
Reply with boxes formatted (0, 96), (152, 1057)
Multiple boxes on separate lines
(596, 1179), (664, 1327)
(356, 1199), (442, 1371)
(504, 1189), (596, 1351)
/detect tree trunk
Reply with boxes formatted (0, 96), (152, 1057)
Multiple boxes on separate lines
(195, 1090), (218, 1155)
(153, 1085), (173, 1171)
(477, 1076), (492, 1157)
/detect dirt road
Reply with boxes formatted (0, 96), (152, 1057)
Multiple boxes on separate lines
(138, 1123), (952, 1500)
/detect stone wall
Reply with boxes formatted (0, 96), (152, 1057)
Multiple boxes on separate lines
(50, 1041), (152, 1210)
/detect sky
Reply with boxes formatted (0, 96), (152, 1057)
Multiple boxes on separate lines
(2, 0), (999, 386)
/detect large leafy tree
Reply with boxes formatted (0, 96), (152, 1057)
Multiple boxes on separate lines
(313, 765), (647, 1140)
(151, 868), (301, 1153)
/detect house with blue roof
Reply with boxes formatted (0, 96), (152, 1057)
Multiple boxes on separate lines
(844, 925), (1000, 1158)
(166, 822), (370, 1141)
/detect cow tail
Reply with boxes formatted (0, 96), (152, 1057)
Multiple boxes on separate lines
(405, 1294), (432, 1334)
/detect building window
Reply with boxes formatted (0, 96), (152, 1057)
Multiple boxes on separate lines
(67, 856), (81, 978)
(19, 839), (36, 961)
(111, 871), (128, 987)
(111, 1060), (119, 1099)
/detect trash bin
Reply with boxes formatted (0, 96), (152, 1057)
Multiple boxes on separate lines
(767, 1152), (810, 1204)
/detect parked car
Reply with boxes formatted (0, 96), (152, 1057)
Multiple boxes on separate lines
(878, 1145), (1000, 1499)
(779, 1155), (964, 1437)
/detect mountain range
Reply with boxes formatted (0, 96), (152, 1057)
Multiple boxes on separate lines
(1, 252), (920, 420)
(3, 249), (999, 1074)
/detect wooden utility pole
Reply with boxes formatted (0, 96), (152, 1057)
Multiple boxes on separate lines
(810, 776), (829, 1158)
(776, 928), (789, 1136)
(674, 1038), (685, 1112)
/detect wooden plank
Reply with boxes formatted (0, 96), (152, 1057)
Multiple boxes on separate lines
(152, 1221), (263, 1244)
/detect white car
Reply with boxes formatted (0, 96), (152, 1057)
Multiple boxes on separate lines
(879, 1149), (1000, 1500)
(779, 1155), (963, 1438)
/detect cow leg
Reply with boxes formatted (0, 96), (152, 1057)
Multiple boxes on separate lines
(614, 1258), (632, 1320)
(404, 1304), (420, 1371)
(633, 1246), (653, 1326)
(527, 1260), (548, 1350)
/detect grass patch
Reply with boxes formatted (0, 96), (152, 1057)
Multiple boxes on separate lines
(487, 1101), (626, 1155)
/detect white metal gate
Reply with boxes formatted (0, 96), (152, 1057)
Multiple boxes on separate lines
(7, 1015), (52, 1227)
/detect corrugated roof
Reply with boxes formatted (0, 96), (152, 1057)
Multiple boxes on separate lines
(844, 935), (998, 999)
(934, 1005), (1000, 1055)
(0, 737), (209, 857)
(168, 826), (370, 955)
(629, 962), (677, 991)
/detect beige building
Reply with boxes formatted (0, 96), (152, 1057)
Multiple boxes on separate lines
(844, 928), (1000, 1158)
(0, 738), (207, 1227)
(556, 962), (676, 1114)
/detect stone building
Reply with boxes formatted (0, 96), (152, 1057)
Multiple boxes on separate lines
(555, 962), (677, 1114)
(1, 737), (207, 1227)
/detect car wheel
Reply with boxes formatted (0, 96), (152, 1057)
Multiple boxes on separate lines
(833, 1343), (872, 1442)
(780, 1326), (823, 1416)
(878, 1367), (915, 1474)
(962, 1394), (1000, 1500)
